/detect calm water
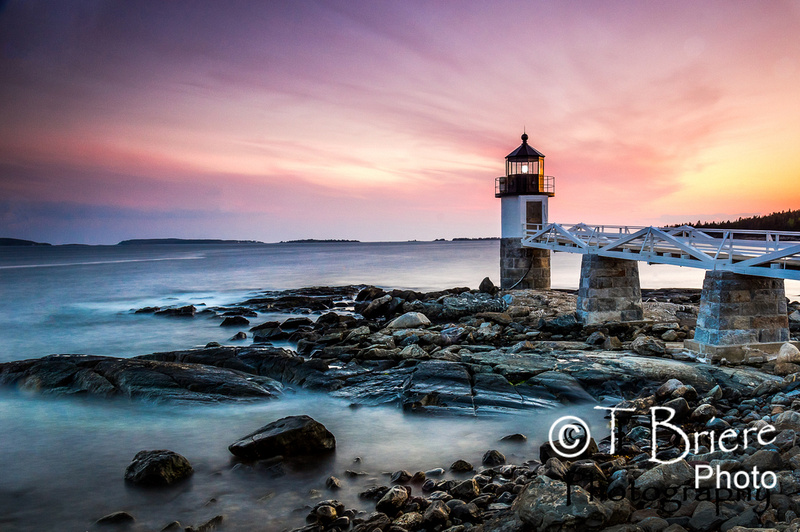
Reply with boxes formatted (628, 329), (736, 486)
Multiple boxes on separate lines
(0, 242), (798, 531)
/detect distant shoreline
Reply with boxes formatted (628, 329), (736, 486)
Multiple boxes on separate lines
(1, 237), (502, 247)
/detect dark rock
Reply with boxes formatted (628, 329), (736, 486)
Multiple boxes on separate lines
(450, 459), (474, 472)
(124, 450), (193, 486)
(479, 277), (498, 295)
(185, 515), (223, 532)
(539, 438), (598, 463)
(689, 403), (717, 422)
(229, 331), (247, 341)
(220, 316), (249, 327)
(96, 511), (135, 525)
(356, 286), (387, 302)
(155, 305), (196, 317)
(422, 499), (450, 526)
(585, 331), (606, 346)
(228, 415), (335, 460)
(325, 476), (342, 490)
(539, 313), (580, 334)
(451, 478), (480, 501)
(500, 433), (527, 442)
(482, 449), (506, 466)
(376, 486), (409, 514)
(391, 470), (412, 483)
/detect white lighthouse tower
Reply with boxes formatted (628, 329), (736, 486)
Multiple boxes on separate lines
(495, 132), (555, 289)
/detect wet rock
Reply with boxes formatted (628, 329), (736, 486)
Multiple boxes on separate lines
(450, 459), (474, 472)
(451, 501), (481, 523)
(483, 449), (506, 466)
(229, 331), (247, 341)
(393, 511), (423, 529)
(500, 433), (527, 442)
(220, 316), (249, 327)
(516, 475), (611, 531)
(325, 476), (342, 490)
(542, 457), (568, 481)
(0, 353), (283, 402)
(451, 478), (480, 501)
(96, 511), (135, 525)
(155, 305), (196, 317)
(690, 403), (717, 423)
(228, 415), (335, 460)
(423, 499), (450, 526)
(358, 294), (393, 319)
(391, 470), (412, 483)
(376, 486), (409, 514)
(124, 450), (193, 486)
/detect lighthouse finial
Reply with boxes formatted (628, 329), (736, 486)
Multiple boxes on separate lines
(521, 128), (528, 143)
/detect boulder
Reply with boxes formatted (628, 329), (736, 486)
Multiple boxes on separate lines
(634, 459), (694, 492)
(124, 450), (193, 486)
(479, 277), (498, 295)
(777, 342), (800, 364)
(482, 449), (506, 466)
(450, 459), (473, 472)
(96, 511), (135, 525)
(155, 305), (196, 317)
(386, 312), (431, 329)
(220, 316), (249, 327)
(515, 475), (612, 531)
(630, 336), (666, 356)
(376, 485), (409, 514)
(228, 415), (335, 460)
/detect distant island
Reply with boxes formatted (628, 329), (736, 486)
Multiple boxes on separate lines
(676, 209), (799, 232)
(117, 238), (264, 246)
(279, 239), (360, 244)
(0, 238), (51, 247)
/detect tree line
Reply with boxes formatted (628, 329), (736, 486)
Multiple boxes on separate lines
(678, 209), (800, 231)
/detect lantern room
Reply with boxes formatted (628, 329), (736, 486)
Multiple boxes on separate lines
(495, 133), (555, 197)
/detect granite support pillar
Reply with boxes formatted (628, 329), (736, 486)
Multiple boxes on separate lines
(576, 254), (643, 325)
(500, 238), (550, 290)
(686, 271), (789, 360)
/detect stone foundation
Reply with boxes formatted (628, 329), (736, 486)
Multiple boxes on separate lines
(576, 255), (643, 325)
(692, 271), (789, 348)
(500, 238), (550, 289)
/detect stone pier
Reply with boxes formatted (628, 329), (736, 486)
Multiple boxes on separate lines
(576, 254), (643, 325)
(685, 271), (790, 361)
(500, 238), (550, 289)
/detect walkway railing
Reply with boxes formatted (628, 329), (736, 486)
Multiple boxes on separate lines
(522, 223), (800, 280)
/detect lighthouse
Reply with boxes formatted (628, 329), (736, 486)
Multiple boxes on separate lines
(495, 133), (555, 289)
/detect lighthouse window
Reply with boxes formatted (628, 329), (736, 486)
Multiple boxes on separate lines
(521, 164), (529, 173)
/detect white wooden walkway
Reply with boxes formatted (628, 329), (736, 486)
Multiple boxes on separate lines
(522, 223), (800, 281)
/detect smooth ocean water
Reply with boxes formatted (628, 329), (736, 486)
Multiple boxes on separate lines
(0, 241), (798, 531)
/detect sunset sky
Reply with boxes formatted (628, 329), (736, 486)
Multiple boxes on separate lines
(1, 0), (799, 244)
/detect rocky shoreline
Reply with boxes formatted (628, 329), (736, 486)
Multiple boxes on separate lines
(2, 281), (800, 531)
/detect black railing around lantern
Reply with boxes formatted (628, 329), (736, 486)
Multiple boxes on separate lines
(495, 174), (555, 197)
